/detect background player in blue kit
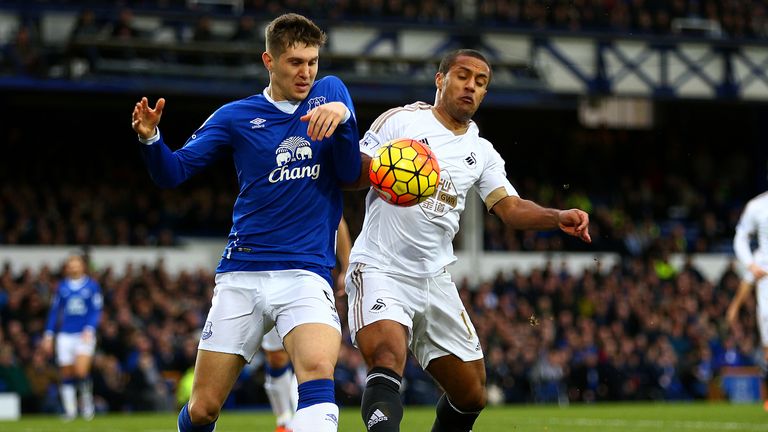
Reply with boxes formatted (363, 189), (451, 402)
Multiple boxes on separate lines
(41, 254), (103, 421)
(131, 13), (361, 432)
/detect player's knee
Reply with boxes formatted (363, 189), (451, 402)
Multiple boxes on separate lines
(449, 385), (486, 412)
(187, 399), (220, 425)
(297, 357), (335, 379)
(365, 344), (406, 371)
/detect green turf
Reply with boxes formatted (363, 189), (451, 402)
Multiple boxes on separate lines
(2, 402), (767, 432)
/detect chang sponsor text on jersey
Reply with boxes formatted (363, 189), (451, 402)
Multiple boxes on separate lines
(269, 136), (320, 183)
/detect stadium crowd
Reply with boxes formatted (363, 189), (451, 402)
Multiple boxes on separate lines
(2, 1), (768, 38)
(0, 251), (758, 414)
(0, 123), (753, 257)
(4, 1), (768, 77)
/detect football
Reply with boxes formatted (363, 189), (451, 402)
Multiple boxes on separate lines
(369, 138), (440, 207)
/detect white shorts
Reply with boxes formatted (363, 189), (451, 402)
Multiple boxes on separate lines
(346, 263), (483, 368)
(55, 332), (96, 366)
(199, 270), (340, 363)
(261, 327), (284, 352)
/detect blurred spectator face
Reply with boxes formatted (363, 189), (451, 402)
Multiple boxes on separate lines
(0, 344), (14, 366)
(436, 54), (491, 123)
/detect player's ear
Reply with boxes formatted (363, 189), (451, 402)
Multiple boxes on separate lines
(262, 51), (273, 72)
(435, 73), (444, 91)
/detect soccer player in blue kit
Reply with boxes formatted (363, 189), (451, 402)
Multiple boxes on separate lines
(131, 13), (361, 432)
(41, 254), (103, 420)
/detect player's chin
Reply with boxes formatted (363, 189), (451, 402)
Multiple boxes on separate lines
(293, 86), (311, 98)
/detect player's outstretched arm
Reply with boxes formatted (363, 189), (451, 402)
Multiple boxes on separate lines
(492, 195), (591, 243)
(132, 97), (165, 140)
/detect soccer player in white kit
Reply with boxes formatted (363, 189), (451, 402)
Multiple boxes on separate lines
(345, 49), (592, 431)
(727, 191), (768, 409)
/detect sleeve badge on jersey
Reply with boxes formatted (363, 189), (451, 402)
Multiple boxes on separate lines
(306, 96), (327, 113)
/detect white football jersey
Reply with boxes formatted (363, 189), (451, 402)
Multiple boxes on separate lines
(350, 102), (518, 277)
(734, 191), (768, 275)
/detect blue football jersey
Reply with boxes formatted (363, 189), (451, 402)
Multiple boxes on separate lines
(140, 76), (361, 277)
(45, 277), (103, 334)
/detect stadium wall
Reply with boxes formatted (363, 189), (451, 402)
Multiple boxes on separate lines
(0, 242), (734, 283)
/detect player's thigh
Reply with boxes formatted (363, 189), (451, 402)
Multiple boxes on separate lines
(72, 335), (96, 376)
(267, 270), (342, 383)
(283, 323), (341, 383)
(346, 264), (418, 354)
(411, 272), (483, 370)
(268, 270), (341, 339)
(55, 333), (78, 367)
(73, 354), (93, 377)
(355, 319), (409, 373)
(190, 349), (246, 407)
(198, 272), (268, 363)
(426, 354), (486, 410)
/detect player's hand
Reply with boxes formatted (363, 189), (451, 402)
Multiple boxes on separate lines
(132, 97), (165, 140)
(300, 101), (347, 141)
(557, 209), (592, 243)
(40, 335), (53, 357)
(749, 263), (767, 281)
(81, 329), (95, 344)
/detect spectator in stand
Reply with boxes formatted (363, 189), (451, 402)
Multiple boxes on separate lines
(3, 25), (46, 77)
(110, 8), (139, 40)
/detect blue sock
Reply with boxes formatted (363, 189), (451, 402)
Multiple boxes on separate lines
(177, 403), (216, 432)
(297, 379), (335, 410)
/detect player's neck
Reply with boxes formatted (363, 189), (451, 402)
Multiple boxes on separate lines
(431, 106), (469, 135)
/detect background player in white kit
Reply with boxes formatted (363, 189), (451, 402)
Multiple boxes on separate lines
(727, 191), (768, 409)
(261, 328), (298, 432)
(41, 254), (103, 421)
(261, 218), (350, 432)
(345, 49), (592, 432)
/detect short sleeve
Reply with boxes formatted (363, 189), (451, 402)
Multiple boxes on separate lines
(475, 139), (518, 210)
(359, 108), (406, 157)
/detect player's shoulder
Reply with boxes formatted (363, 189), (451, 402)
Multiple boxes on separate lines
(746, 191), (768, 210)
(87, 276), (102, 289)
(312, 75), (347, 91)
(474, 131), (498, 154)
(370, 101), (432, 133)
(212, 97), (260, 118)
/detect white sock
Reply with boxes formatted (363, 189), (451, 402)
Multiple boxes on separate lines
(60, 383), (77, 418)
(290, 402), (339, 432)
(264, 369), (298, 426)
(79, 379), (94, 418)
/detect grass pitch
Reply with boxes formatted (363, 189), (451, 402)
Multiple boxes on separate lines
(2, 402), (767, 432)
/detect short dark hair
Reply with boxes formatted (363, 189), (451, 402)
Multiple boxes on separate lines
(265, 13), (327, 58)
(438, 49), (492, 83)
